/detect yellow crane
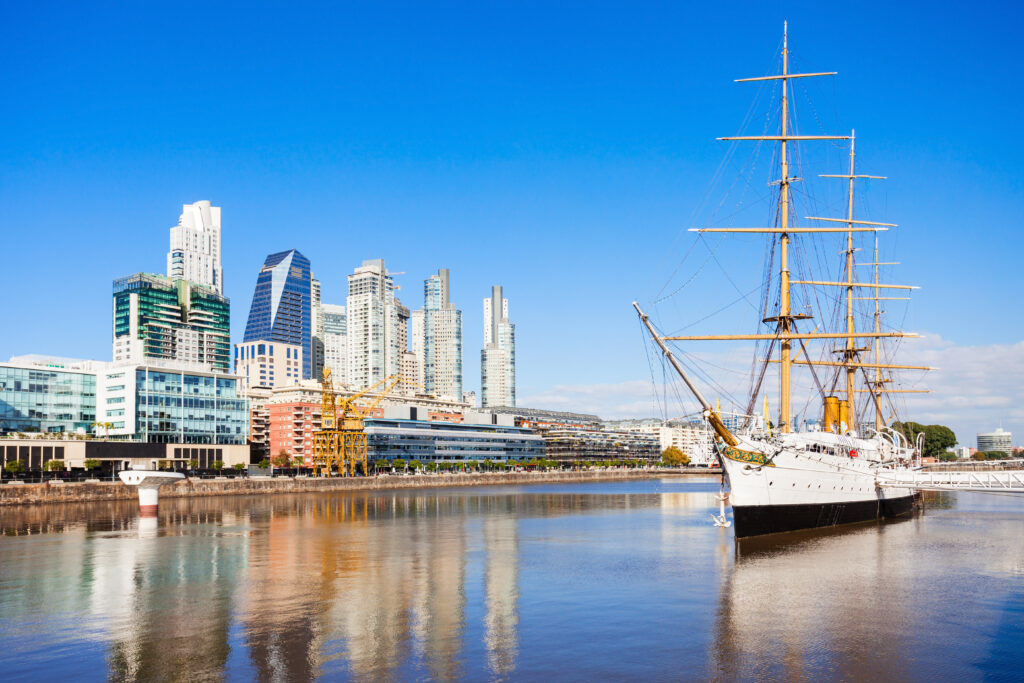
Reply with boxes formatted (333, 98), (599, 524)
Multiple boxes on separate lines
(312, 369), (421, 477)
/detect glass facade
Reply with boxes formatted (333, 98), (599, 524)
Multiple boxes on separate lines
(242, 250), (313, 379)
(113, 273), (231, 372)
(0, 365), (96, 434)
(135, 369), (247, 444)
(366, 419), (543, 462)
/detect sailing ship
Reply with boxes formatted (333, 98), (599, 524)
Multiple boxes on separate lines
(635, 24), (931, 538)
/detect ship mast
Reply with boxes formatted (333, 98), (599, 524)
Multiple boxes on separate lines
(652, 24), (929, 434)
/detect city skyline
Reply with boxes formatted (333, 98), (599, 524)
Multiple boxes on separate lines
(2, 4), (1022, 442)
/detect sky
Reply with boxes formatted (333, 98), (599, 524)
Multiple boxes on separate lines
(1, 1), (1022, 446)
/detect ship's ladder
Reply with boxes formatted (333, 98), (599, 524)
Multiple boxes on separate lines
(877, 470), (1024, 493)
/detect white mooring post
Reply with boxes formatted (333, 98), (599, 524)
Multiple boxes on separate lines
(118, 466), (185, 517)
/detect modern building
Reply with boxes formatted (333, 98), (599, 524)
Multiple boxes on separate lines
(0, 438), (250, 474)
(95, 362), (248, 445)
(112, 273), (231, 372)
(234, 340), (304, 395)
(411, 309), (425, 387)
(488, 406), (602, 431)
(0, 356), (100, 434)
(242, 250), (314, 380)
(649, 423), (716, 466)
(167, 200), (224, 294)
(346, 259), (402, 389)
(418, 268), (463, 401)
(310, 276), (325, 381)
(366, 411), (543, 464)
(321, 303), (348, 386)
(543, 428), (660, 464)
(977, 428), (1013, 456)
(481, 285), (515, 408)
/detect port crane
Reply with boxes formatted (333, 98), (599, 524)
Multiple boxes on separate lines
(312, 369), (421, 477)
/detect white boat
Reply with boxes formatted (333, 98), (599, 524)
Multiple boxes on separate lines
(635, 24), (927, 538)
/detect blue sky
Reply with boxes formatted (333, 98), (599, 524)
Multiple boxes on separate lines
(2, 2), (1022, 442)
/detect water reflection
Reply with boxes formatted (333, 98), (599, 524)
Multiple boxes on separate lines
(0, 479), (1021, 681)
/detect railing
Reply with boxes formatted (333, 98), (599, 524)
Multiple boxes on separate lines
(879, 470), (1024, 492)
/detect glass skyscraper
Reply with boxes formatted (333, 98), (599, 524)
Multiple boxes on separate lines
(243, 250), (314, 380)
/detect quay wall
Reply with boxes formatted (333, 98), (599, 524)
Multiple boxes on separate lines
(0, 469), (718, 507)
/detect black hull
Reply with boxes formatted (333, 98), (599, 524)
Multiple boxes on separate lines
(732, 494), (916, 539)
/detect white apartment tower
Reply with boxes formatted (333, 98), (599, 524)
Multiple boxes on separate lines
(311, 276), (325, 381)
(321, 303), (348, 387)
(415, 268), (463, 401)
(481, 285), (515, 408)
(167, 200), (223, 294)
(346, 259), (402, 389)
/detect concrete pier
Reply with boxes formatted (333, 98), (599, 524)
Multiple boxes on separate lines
(117, 470), (186, 516)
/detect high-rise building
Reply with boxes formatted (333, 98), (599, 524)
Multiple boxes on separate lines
(346, 259), (402, 389)
(411, 309), (425, 387)
(977, 428), (1013, 456)
(113, 273), (231, 372)
(417, 269), (463, 401)
(321, 303), (348, 386)
(242, 250), (314, 380)
(481, 285), (515, 408)
(167, 200), (223, 294)
(310, 276), (325, 381)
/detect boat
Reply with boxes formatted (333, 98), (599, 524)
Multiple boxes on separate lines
(635, 24), (930, 538)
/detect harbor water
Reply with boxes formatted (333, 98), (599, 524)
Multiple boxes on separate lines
(0, 477), (1021, 681)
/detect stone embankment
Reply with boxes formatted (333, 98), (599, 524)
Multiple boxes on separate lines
(0, 469), (718, 507)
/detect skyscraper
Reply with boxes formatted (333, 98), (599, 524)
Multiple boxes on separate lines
(417, 268), (463, 401)
(346, 259), (402, 389)
(311, 275), (324, 381)
(242, 250), (313, 380)
(167, 200), (223, 294)
(321, 303), (348, 386)
(113, 273), (231, 372)
(481, 285), (515, 408)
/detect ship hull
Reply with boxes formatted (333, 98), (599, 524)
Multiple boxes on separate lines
(732, 493), (915, 538)
(720, 438), (918, 539)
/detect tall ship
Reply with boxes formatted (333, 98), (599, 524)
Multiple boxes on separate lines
(635, 24), (930, 538)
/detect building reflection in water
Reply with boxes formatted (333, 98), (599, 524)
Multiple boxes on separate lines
(483, 502), (519, 679)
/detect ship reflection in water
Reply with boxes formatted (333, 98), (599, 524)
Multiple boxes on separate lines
(0, 479), (1021, 681)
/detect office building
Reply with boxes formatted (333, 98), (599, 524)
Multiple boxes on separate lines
(113, 273), (231, 372)
(234, 340), (303, 394)
(242, 250), (314, 380)
(0, 356), (100, 434)
(417, 268), (463, 400)
(366, 414), (543, 464)
(167, 200), (224, 294)
(346, 259), (402, 389)
(977, 428), (1013, 456)
(481, 285), (515, 408)
(311, 276), (324, 381)
(321, 303), (348, 386)
(95, 362), (248, 445)
(543, 428), (660, 464)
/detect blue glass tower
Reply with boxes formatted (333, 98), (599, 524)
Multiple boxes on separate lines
(243, 250), (313, 379)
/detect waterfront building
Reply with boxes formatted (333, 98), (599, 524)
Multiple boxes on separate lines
(311, 276), (325, 382)
(112, 273), (231, 373)
(234, 340), (303, 394)
(242, 250), (314, 380)
(95, 362), (248, 445)
(167, 200), (224, 294)
(647, 423), (716, 466)
(977, 428), (1013, 456)
(481, 285), (515, 408)
(268, 399), (321, 465)
(0, 356), (100, 434)
(346, 259), (402, 389)
(366, 412), (543, 464)
(543, 428), (660, 464)
(0, 438), (249, 473)
(411, 309), (426, 387)
(321, 303), (348, 386)
(487, 406), (602, 431)
(417, 269), (463, 401)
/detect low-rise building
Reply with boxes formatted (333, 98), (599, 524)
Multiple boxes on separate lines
(543, 428), (660, 464)
(0, 356), (102, 435)
(366, 416), (543, 464)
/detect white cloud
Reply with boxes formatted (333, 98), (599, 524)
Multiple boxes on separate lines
(520, 333), (1024, 447)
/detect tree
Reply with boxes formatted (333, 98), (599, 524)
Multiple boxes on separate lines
(257, 458), (270, 470)
(891, 421), (957, 459)
(272, 453), (291, 469)
(662, 447), (690, 467)
(938, 453), (958, 462)
(44, 460), (66, 472)
(211, 460), (225, 471)
(233, 463), (246, 472)
(374, 458), (389, 473)
(4, 461), (24, 475)
(188, 458), (199, 470)
(409, 459), (423, 472)
(292, 457), (304, 469)
(393, 458), (407, 472)
(426, 462), (438, 472)
(83, 459), (101, 471)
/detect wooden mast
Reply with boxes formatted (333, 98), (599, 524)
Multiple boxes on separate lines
(779, 22), (793, 432)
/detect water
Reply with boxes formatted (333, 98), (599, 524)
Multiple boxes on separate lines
(0, 477), (1021, 681)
